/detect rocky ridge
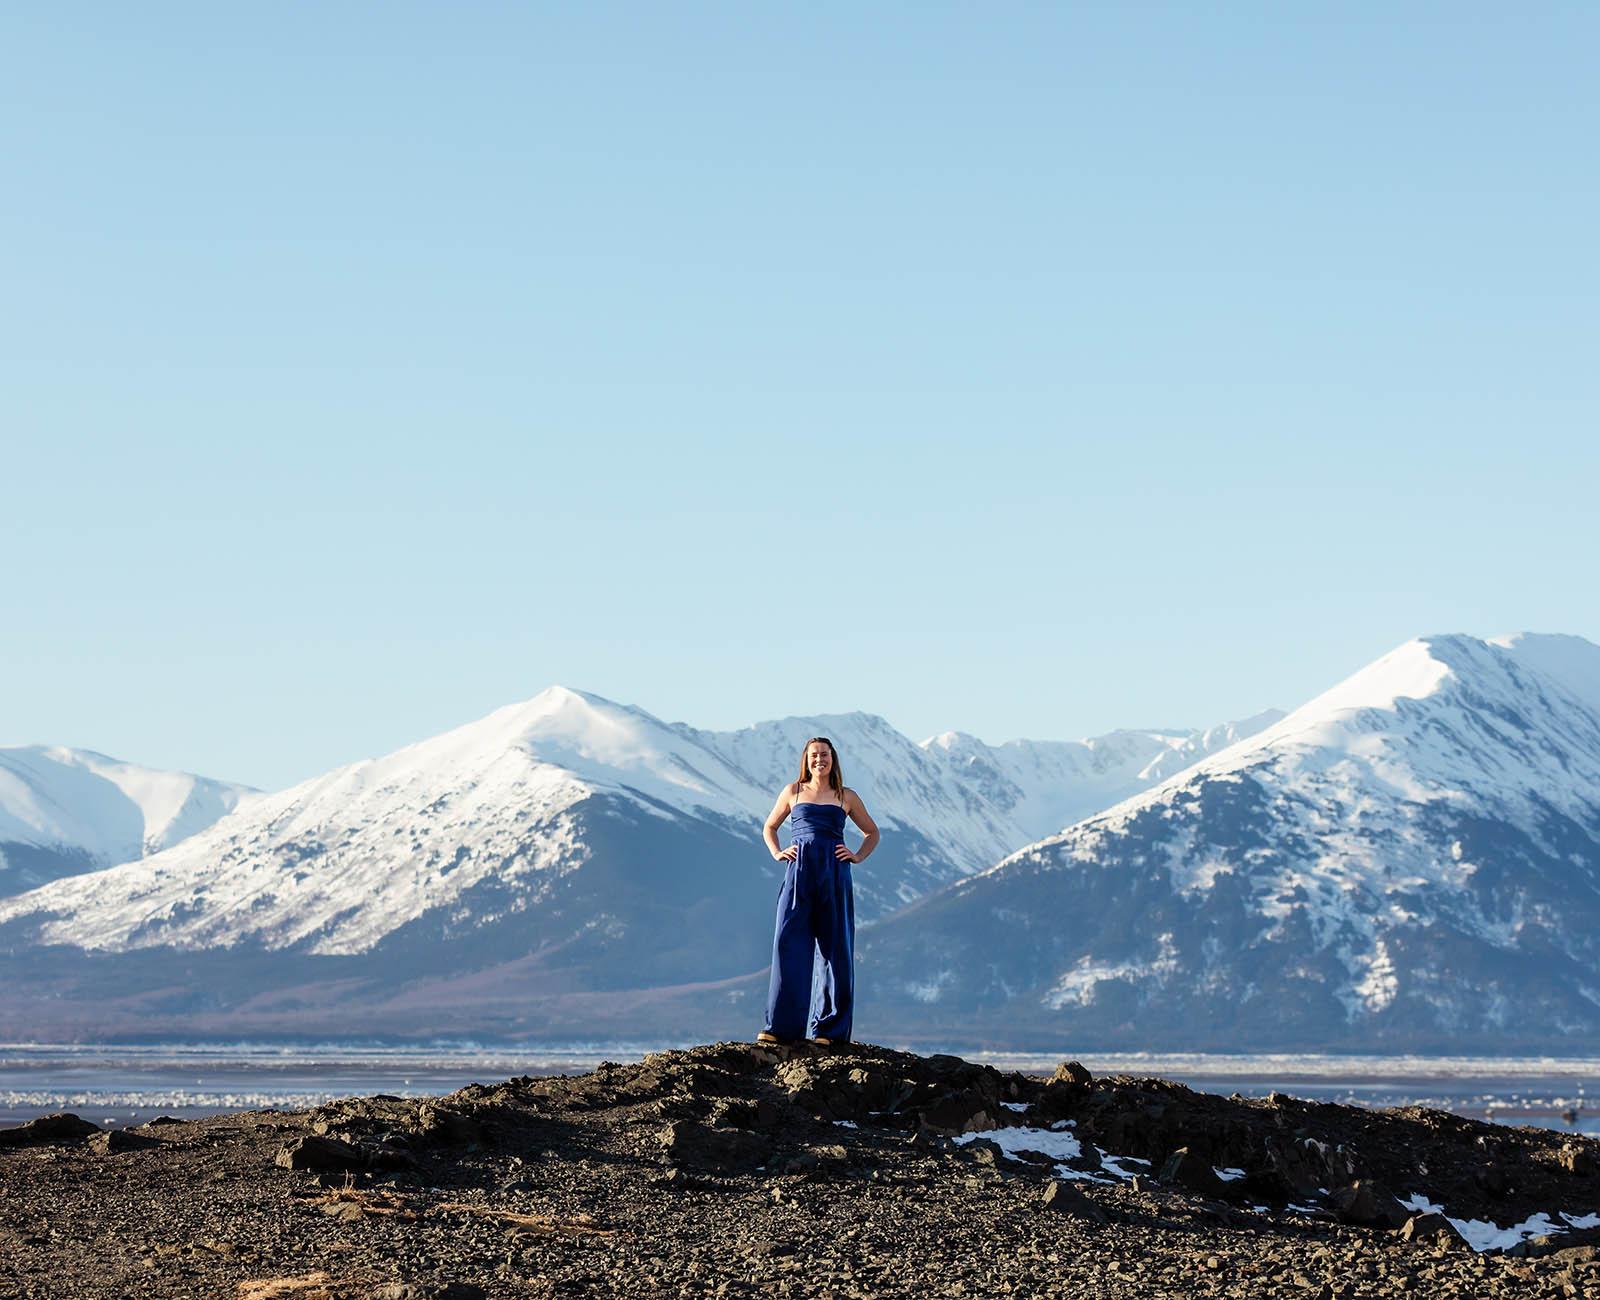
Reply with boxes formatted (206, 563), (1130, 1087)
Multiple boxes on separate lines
(3, 1043), (1598, 1298)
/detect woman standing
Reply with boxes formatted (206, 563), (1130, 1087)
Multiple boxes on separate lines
(757, 737), (880, 1046)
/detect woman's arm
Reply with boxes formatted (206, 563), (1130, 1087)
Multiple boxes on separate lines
(838, 789), (880, 864)
(763, 784), (798, 862)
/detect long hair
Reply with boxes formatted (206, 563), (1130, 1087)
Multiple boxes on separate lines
(795, 736), (845, 801)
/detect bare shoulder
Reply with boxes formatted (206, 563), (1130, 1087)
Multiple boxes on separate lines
(842, 786), (859, 809)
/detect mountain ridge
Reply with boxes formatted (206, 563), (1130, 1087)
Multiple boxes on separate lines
(855, 632), (1600, 1050)
(0, 746), (256, 895)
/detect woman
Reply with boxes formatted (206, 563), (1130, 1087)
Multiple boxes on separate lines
(757, 736), (880, 1047)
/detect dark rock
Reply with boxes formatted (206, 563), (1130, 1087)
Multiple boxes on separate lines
(654, 1120), (771, 1171)
(0, 1113), (100, 1148)
(1550, 1244), (1600, 1265)
(1401, 1213), (1468, 1247)
(1473, 1165), (1509, 1198)
(845, 1066), (915, 1116)
(1060, 1144), (1103, 1174)
(368, 1133), (418, 1172)
(1524, 1226), (1600, 1259)
(140, 1116), (185, 1127)
(774, 1059), (916, 1124)
(274, 1134), (367, 1172)
(1034, 1060), (1094, 1121)
(1159, 1146), (1225, 1197)
(917, 1089), (995, 1137)
(87, 1129), (162, 1155)
(1258, 1137), (1323, 1199)
(1040, 1179), (1108, 1223)
(1559, 1144), (1596, 1176)
(1328, 1179), (1410, 1229)
(710, 1098), (760, 1129)
(416, 1105), (487, 1146)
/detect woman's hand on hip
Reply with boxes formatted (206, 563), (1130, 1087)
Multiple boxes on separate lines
(774, 846), (798, 862)
(834, 844), (858, 863)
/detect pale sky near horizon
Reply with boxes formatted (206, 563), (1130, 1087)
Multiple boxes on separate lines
(5, 4), (1597, 791)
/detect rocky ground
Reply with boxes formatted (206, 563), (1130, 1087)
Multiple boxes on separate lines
(2, 1041), (1598, 1299)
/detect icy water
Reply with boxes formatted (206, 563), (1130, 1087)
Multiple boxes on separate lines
(1, 1043), (1596, 1136)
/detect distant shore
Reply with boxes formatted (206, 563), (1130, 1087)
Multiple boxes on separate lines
(4, 1042), (1595, 1135)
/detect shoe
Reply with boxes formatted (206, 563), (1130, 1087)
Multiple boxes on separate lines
(755, 1031), (783, 1045)
(810, 1036), (835, 1047)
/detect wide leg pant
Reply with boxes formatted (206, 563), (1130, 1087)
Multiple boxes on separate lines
(764, 836), (855, 1041)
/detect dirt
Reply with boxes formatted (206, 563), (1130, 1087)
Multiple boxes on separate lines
(3, 1040), (1598, 1299)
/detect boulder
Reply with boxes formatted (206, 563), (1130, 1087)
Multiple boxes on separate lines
(961, 1138), (1006, 1167)
(1401, 1213), (1468, 1247)
(87, 1129), (162, 1155)
(1559, 1143), (1596, 1177)
(416, 1105), (486, 1146)
(1034, 1061), (1094, 1121)
(1257, 1137), (1323, 1199)
(274, 1134), (368, 1173)
(1523, 1226), (1600, 1259)
(917, 1089), (995, 1137)
(654, 1121), (772, 1171)
(0, 1113), (100, 1148)
(1040, 1179), (1109, 1224)
(1158, 1147), (1226, 1197)
(1327, 1179), (1410, 1229)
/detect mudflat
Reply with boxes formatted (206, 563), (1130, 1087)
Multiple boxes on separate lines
(2, 1041), (1597, 1299)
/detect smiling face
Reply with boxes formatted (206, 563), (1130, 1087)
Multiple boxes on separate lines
(797, 736), (843, 795)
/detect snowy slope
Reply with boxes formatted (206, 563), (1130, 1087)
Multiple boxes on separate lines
(680, 709), (1284, 908)
(0, 747), (255, 894)
(0, 687), (770, 956)
(0, 688), (1275, 965)
(862, 633), (1600, 1050)
(919, 711), (1285, 843)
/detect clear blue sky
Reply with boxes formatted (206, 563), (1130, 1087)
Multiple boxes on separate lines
(5, 4), (1597, 791)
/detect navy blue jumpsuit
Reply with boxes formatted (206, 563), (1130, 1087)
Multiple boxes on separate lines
(764, 801), (855, 1042)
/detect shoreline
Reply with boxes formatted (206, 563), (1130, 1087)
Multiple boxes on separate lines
(5, 1043), (1594, 1135)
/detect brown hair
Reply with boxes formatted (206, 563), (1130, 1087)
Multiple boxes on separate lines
(794, 736), (845, 803)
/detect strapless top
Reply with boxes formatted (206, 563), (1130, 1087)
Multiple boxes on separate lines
(789, 801), (848, 841)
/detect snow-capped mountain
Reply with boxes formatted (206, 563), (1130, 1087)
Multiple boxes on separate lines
(677, 709), (1284, 911)
(0, 746), (255, 896)
(918, 711), (1285, 842)
(859, 633), (1600, 1052)
(0, 688), (773, 965)
(0, 688), (1275, 1036)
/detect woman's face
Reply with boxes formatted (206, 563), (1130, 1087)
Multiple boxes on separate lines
(807, 743), (832, 778)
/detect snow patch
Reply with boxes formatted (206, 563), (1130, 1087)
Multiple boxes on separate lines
(1042, 933), (1179, 1009)
(952, 1125), (1082, 1163)
(1400, 1193), (1600, 1253)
